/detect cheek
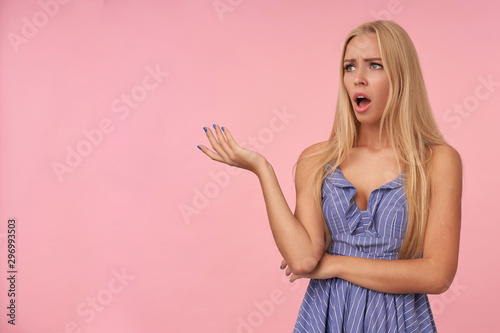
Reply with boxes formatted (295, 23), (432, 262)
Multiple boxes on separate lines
(343, 76), (352, 94)
(377, 78), (390, 103)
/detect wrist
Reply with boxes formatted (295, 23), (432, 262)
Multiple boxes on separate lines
(331, 254), (344, 279)
(253, 158), (272, 178)
(320, 253), (342, 279)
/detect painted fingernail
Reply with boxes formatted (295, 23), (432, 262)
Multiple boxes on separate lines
(221, 127), (225, 131)
(203, 127), (207, 132)
(197, 145), (202, 150)
(280, 265), (282, 269)
(213, 124), (216, 129)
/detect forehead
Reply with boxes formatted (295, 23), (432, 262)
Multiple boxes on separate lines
(344, 33), (381, 59)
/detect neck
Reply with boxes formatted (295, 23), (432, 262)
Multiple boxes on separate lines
(356, 123), (391, 150)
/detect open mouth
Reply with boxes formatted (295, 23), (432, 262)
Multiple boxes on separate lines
(356, 96), (371, 107)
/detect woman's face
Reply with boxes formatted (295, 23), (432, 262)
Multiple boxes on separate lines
(343, 33), (389, 124)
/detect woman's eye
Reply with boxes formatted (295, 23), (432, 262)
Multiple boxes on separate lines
(344, 64), (355, 72)
(371, 63), (383, 69)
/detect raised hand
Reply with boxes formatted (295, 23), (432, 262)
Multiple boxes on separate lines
(198, 124), (268, 175)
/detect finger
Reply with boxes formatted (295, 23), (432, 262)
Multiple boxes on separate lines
(290, 274), (301, 283)
(213, 124), (233, 158)
(220, 126), (240, 150)
(280, 259), (287, 269)
(197, 145), (225, 163)
(285, 266), (292, 276)
(205, 126), (231, 161)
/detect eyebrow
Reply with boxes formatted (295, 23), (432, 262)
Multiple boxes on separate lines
(343, 57), (382, 63)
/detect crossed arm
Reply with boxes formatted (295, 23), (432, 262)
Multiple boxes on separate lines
(199, 125), (462, 295)
(282, 145), (462, 295)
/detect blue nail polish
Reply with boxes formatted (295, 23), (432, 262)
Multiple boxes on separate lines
(213, 124), (216, 129)
(197, 145), (202, 150)
(203, 127), (207, 132)
(280, 265), (282, 269)
(221, 127), (225, 131)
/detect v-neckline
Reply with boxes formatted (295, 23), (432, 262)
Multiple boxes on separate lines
(336, 166), (404, 212)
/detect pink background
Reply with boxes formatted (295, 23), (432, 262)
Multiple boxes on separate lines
(1, 0), (498, 332)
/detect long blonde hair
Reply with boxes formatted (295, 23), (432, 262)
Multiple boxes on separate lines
(300, 20), (449, 259)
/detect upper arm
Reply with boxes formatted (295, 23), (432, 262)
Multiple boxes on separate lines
(423, 145), (463, 292)
(293, 141), (330, 260)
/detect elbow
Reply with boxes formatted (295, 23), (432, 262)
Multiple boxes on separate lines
(287, 241), (325, 275)
(290, 265), (312, 276)
(429, 280), (449, 295)
(429, 273), (454, 295)
(289, 256), (320, 275)
(425, 258), (457, 294)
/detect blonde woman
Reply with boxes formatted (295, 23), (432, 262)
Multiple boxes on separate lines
(198, 20), (462, 332)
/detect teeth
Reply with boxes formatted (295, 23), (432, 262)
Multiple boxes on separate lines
(355, 95), (372, 106)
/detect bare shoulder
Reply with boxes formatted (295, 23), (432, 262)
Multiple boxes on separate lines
(429, 144), (462, 173)
(298, 141), (330, 160)
(428, 144), (463, 189)
(294, 141), (330, 180)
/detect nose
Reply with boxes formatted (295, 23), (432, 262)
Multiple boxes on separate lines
(353, 69), (367, 86)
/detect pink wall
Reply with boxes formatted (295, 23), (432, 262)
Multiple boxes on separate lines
(1, 0), (498, 332)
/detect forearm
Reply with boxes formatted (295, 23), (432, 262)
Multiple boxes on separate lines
(199, 126), (324, 274)
(256, 161), (323, 274)
(338, 255), (449, 294)
(309, 254), (450, 294)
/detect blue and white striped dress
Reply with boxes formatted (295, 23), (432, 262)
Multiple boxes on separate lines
(293, 165), (437, 332)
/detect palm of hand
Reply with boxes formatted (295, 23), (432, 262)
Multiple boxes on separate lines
(198, 124), (267, 174)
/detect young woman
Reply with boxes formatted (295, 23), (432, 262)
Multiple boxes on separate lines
(198, 20), (462, 332)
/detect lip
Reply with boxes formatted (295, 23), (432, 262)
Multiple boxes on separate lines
(352, 92), (371, 113)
